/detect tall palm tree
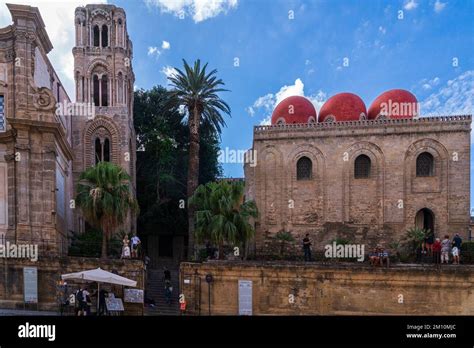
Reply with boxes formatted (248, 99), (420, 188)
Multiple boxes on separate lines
(189, 181), (258, 259)
(76, 162), (139, 258)
(167, 59), (231, 258)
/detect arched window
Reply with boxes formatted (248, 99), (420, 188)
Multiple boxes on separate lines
(354, 154), (371, 178)
(93, 25), (100, 47)
(101, 75), (108, 106)
(103, 139), (110, 162)
(95, 137), (111, 164)
(95, 138), (102, 164)
(117, 72), (123, 104)
(416, 152), (434, 177)
(93, 75), (100, 106)
(297, 157), (312, 180)
(101, 25), (108, 47)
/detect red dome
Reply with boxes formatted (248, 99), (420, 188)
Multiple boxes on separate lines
(368, 89), (418, 120)
(271, 96), (317, 125)
(318, 92), (367, 122)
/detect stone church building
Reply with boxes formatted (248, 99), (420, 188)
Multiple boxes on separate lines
(0, 3), (136, 255)
(245, 91), (471, 254)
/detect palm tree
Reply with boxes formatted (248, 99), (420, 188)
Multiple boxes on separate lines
(75, 162), (139, 258)
(189, 181), (258, 259)
(167, 59), (231, 258)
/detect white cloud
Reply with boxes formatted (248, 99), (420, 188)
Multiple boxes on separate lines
(421, 70), (474, 141)
(404, 0), (418, 10)
(148, 46), (161, 59)
(378, 26), (386, 35)
(144, 0), (238, 23)
(434, 0), (446, 13)
(161, 65), (178, 79)
(0, 0), (108, 99)
(420, 76), (440, 90)
(161, 40), (170, 50)
(247, 78), (327, 125)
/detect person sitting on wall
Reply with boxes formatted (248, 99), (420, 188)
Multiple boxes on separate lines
(378, 247), (390, 268)
(369, 248), (380, 266)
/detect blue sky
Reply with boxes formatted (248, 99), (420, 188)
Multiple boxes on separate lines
(0, 0), (473, 208)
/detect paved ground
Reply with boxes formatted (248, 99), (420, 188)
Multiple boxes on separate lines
(0, 308), (59, 316)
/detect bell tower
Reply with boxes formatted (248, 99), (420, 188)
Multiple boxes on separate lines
(72, 4), (136, 233)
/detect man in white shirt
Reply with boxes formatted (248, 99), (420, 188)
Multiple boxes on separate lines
(131, 233), (141, 258)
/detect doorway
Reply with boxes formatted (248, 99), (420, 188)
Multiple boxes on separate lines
(415, 208), (435, 235)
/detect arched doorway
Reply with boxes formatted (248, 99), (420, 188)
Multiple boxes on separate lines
(415, 208), (435, 235)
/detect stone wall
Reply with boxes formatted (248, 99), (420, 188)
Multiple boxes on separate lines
(180, 261), (474, 315)
(244, 116), (471, 254)
(0, 257), (145, 315)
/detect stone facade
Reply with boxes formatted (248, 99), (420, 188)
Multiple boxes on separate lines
(72, 4), (136, 234)
(180, 261), (474, 315)
(244, 116), (471, 254)
(0, 4), (74, 254)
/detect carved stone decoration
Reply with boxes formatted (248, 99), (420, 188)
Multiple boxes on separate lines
(33, 87), (56, 111)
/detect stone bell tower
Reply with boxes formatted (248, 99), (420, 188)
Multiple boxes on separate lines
(71, 4), (136, 234)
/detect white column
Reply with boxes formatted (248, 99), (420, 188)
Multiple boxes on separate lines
(99, 27), (102, 48)
(108, 25), (111, 48)
(89, 24), (92, 46)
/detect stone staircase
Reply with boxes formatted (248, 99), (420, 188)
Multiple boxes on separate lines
(144, 258), (180, 316)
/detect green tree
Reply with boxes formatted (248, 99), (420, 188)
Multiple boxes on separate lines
(133, 86), (222, 252)
(167, 59), (231, 258)
(75, 162), (139, 258)
(189, 181), (257, 259)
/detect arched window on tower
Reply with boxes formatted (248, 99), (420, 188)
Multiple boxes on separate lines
(354, 154), (371, 178)
(95, 138), (102, 164)
(103, 139), (110, 162)
(95, 137), (111, 164)
(101, 75), (108, 106)
(117, 72), (123, 104)
(93, 25), (100, 47)
(102, 25), (108, 47)
(93, 75), (100, 106)
(297, 157), (312, 180)
(416, 152), (434, 177)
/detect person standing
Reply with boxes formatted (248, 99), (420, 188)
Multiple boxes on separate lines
(121, 234), (131, 259)
(441, 235), (451, 264)
(98, 289), (108, 316)
(452, 233), (462, 264)
(302, 234), (312, 261)
(131, 233), (141, 259)
(432, 238), (441, 264)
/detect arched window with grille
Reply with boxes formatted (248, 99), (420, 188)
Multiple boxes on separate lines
(416, 152), (434, 177)
(354, 154), (371, 178)
(297, 156), (312, 180)
(101, 25), (108, 47)
(93, 25), (100, 47)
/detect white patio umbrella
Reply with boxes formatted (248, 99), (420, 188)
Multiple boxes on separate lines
(61, 268), (137, 313)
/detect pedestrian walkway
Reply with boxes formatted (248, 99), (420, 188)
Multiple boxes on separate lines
(144, 258), (180, 316)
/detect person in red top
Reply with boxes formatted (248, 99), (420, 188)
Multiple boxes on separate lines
(432, 238), (441, 264)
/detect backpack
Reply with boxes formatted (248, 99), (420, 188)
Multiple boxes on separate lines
(76, 290), (84, 303)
